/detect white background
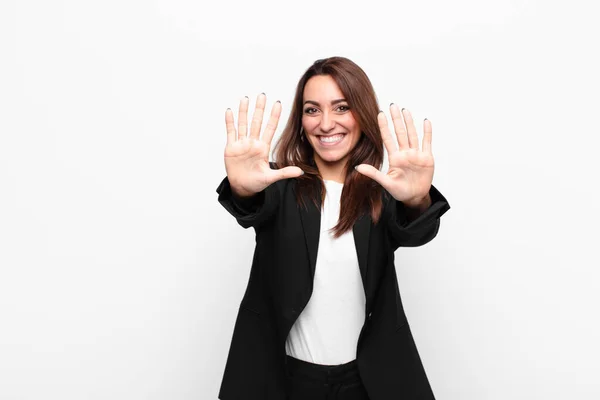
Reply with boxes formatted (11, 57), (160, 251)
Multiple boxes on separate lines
(1, 0), (599, 399)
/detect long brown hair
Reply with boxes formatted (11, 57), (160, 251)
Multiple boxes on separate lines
(272, 56), (384, 238)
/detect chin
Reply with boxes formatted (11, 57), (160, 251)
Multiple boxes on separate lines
(316, 152), (348, 164)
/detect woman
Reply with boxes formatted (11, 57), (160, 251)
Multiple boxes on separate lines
(216, 56), (451, 400)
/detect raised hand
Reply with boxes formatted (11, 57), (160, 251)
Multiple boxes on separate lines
(224, 93), (304, 198)
(355, 104), (435, 208)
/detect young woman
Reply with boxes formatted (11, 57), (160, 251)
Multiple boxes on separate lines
(216, 56), (451, 400)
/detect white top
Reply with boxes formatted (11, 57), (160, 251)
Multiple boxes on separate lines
(285, 180), (366, 365)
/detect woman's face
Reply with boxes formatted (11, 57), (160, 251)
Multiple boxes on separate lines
(301, 75), (362, 172)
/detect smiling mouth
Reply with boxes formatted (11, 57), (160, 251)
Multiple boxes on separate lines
(318, 133), (345, 145)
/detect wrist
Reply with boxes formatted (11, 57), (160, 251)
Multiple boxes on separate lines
(232, 188), (258, 200)
(404, 193), (431, 211)
(229, 179), (257, 199)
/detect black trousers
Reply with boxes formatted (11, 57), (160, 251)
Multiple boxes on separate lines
(285, 355), (370, 400)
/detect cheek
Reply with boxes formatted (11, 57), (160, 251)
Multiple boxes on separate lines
(343, 117), (359, 135)
(346, 120), (360, 137)
(349, 131), (362, 148)
(302, 119), (317, 132)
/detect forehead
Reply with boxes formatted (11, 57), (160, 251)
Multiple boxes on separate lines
(303, 75), (344, 100)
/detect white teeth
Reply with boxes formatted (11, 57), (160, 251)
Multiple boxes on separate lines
(320, 134), (344, 143)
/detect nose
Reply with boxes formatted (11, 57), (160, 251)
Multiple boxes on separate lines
(319, 111), (335, 132)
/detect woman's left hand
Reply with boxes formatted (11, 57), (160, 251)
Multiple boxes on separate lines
(355, 105), (434, 209)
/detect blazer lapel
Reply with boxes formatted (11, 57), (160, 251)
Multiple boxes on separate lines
(295, 183), (321, 281)
(294, 180), (371, 288)
(353, 213), (371, 291)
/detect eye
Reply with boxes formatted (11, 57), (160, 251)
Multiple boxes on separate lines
(337, 105), (350, 112)
(304, 107), (318, 114)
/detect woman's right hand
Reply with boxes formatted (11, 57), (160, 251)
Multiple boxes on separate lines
(224, 93), (304, 198)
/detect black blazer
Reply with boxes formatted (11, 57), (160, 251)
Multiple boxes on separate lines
(215, 164), (451, 400)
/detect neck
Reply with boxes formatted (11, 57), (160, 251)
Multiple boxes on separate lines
(314, 157), (347, 184)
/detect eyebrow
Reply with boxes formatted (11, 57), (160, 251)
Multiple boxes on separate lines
(303, 98), (347, 106)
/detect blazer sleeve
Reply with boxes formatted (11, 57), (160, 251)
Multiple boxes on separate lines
(386, 184), (451, 249)
(215, 175), (281, 230)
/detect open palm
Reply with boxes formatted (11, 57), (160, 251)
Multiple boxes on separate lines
(224, 94), (303, 198)
(355, 105), (434, 206)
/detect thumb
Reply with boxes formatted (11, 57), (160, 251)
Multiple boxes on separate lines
(355, 164), (388, 186)
(268, 166), (305, 184)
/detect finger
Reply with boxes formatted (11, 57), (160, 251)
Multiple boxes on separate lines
(354, 164), (391, 188)
(422, 118), (432, 154)
(225, 108), (236, 146)
(238, 96), (249, 139)
(378, 111), (398, 156)
(402, 108), (419, 150)
(390, 104), (409, 150)
(250, 93), (266, 140)
(267, 166), (304, 184)
(262, 100), (282, 146)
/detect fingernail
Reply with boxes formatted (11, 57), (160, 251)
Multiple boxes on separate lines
(401, 107), (405, 111)
(226, 107), (231, 110)
(354, 166), (358, 170)
(379, 110), (383, 113)
(300, 170), (305, 175)
(276, 100), (281, 103)
(390, 102), (394, 107)
(261, 92), (266, 95)
(424, 118), (428, 121)
(245, 96), (249, 99)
